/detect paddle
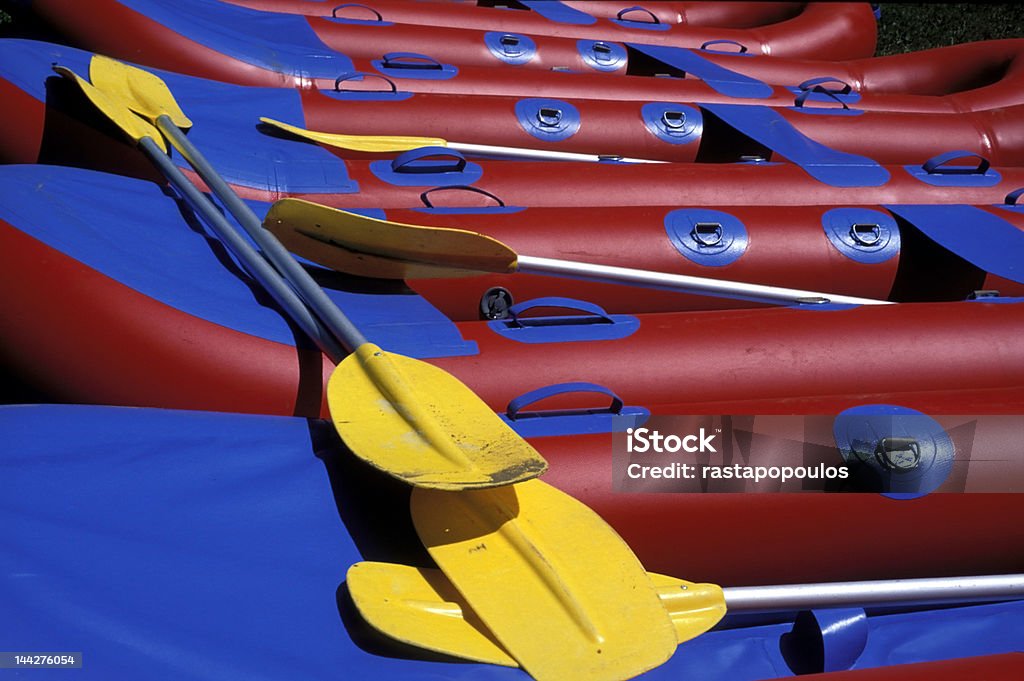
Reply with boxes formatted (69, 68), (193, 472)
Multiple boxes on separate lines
(348, 561), (724, 667)
(349, 561), (1024, 668)
(408, 479), (678, 680)
(79, 58), (688, 679)
(263, 199), (894, 307)
(60, 59), (548, 490)
(259, 116), (667, 164)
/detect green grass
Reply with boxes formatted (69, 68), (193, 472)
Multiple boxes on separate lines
(877, 3), (1024, 55)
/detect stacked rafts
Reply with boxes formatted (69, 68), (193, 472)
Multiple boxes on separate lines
(2, 1), (1023, 679)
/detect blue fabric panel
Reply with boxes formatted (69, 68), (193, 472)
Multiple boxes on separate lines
(577, 39), (628, 72)
(0, 405), (507, 681)
(117, 0), (354, 78)
(884, 204), (1024, 284)
(1, 39), (357, 194)
(3, 404), (1024, 680)
(163, 74), (358, 194)
(0, 165), (475, 358)
(702, 104), (890, 187)
(625, 44), (774, 99)
(833, 404), (955, 499)
(520, 0), (597, 25)
(822, 207), (900, 264)
(0, 39), (94, 102)
(484, 32), (538, 65)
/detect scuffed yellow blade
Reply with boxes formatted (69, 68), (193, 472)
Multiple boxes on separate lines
(260, 117), (445, 153)
(52, 65), (168, 153)
(88, 55), (193, 129)
(348, 562), (726, 667)
(263, 198), (518, 278)
(329, 344), (547, 490)
(411, 479), (677, 680)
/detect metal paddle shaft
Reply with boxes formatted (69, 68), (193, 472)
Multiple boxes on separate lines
(515, 255), (894, 307)
(155, 116), (364, 360)
(138, 137), (345, 359)
(258, 117), (664, 164)
(724, 573), (1024, 613)
(446, 141), (666, 164)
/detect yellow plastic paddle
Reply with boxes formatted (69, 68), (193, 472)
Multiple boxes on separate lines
(63, 60), (548, 490)
(409, 479), (678, 681)
(261, 117), (447, 153)
(347, 561), (726, 667)
(82, 57), (687, 681)
(259, 116), (666, 163)
(263, 198), (893, 307)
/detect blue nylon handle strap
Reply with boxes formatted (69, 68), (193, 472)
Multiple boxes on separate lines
(923, 150), (990, 175)
(508, 297), (614, 324)
(506, 382), (624, 420)
(616, 6), (660, 23)
(379, 52), (444, 70)
(701, 39), (748, 54)
(334, 72), (397, 92)
(420, 185), (505, 208)
(794, 86), (850, 110)
(1006, 188), (1024, 204)
(392, 147), (466, 174)
(904, 151), (1001, 187)
(331, 3), (383, 20)
(798, 77), (853, 95)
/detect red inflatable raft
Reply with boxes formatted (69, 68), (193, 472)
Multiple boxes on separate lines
(222, 0), (878, 59)
(30, 1), (1024, 113)
(2, 166), (1023, 421)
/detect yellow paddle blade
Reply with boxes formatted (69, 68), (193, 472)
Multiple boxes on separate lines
(52, 65), (168, 153)
(89, 55), (193, 129)
(347, 561), (518, 667)
(259, 117), (446, 153)
(264, 198), (518, 278)
(347, 562), (726, 667)
(411, 479), (677, 680)
(329, 344), (547, 490)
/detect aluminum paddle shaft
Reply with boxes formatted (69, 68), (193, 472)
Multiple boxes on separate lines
(515, 255), (894, 307)
(156, 116), (365, 360)
(725, 573), (1024, 613)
